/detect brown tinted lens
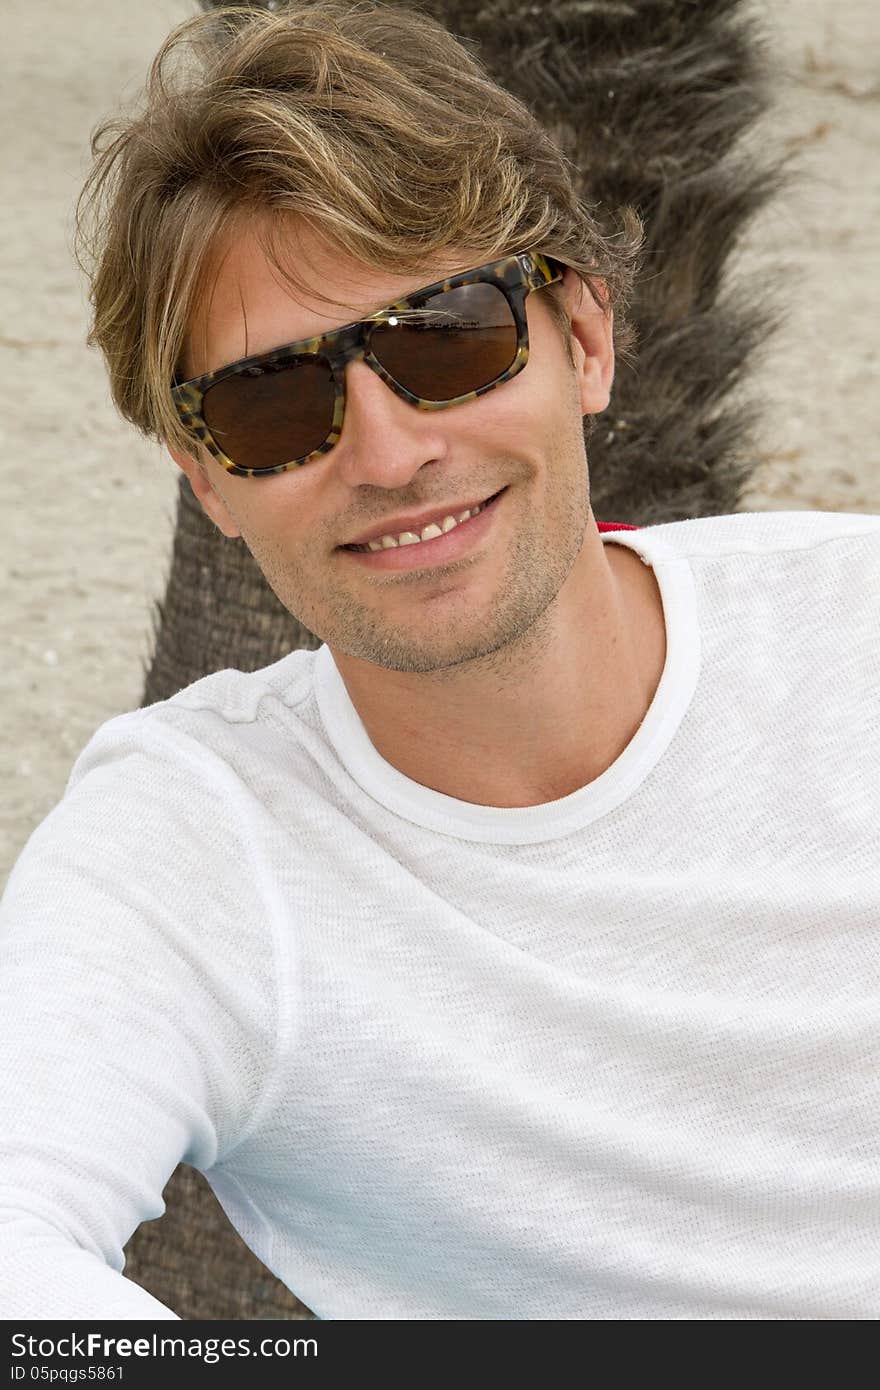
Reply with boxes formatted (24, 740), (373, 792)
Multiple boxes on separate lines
(368, 282), (517, 401)
(202, 358), (335, 472)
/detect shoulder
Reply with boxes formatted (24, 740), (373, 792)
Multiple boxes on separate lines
(634, 509), (880, 562)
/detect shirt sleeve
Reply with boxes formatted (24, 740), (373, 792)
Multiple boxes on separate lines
(0, 709), (283, 1319)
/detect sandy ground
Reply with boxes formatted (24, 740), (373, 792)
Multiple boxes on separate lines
(2, 0), (878, 883)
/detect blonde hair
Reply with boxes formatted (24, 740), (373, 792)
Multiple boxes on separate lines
(75, 0), (643, 461)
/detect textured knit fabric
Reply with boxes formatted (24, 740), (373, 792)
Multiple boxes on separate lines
(1, 508), (879, 1321)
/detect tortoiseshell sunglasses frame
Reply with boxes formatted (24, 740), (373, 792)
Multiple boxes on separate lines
(170, 248), (564, 479)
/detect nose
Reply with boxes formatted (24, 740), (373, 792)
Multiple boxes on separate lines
(331, 357), (450, 489)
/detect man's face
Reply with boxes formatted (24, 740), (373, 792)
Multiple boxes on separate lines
(171, 218), (613, 675)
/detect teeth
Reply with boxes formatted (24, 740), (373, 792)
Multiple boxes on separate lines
(362, 500), (488, 552)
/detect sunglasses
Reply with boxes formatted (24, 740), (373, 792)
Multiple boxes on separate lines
(170, 248), (564, 478)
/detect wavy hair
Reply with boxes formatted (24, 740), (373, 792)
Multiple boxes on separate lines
(74, 0), (644, 461)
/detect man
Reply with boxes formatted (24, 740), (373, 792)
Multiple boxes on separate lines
(2, 0), (879, 1321)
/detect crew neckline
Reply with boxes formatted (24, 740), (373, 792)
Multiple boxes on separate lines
(312, 526), (700, 843)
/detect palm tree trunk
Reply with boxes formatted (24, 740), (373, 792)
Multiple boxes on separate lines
(142, 471), (321, 708)
(127, 479), (318, 1320)
(122, 0), (787, 1319)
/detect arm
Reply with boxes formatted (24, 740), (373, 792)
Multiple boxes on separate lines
(0, 710), (281, 1319)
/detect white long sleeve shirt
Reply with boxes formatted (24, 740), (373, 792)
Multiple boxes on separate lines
(2, 508), (879, 1321)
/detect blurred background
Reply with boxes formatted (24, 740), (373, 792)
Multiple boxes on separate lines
(2, 0), (878, 883)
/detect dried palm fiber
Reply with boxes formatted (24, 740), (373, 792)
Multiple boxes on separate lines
(120, 0), (789, 1319)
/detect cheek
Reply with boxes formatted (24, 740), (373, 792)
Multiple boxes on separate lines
(227, 471), (310, 532)
(492, 371), (568, 455)
(467, 360), (553, 447)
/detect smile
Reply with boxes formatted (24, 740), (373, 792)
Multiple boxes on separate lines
(339, 488), (507, 573)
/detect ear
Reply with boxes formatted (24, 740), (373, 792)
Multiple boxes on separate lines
(558, 269), (615, 416)
(167, 444), (242, 539)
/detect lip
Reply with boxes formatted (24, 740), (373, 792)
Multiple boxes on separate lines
(339, 487), (506, 572)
